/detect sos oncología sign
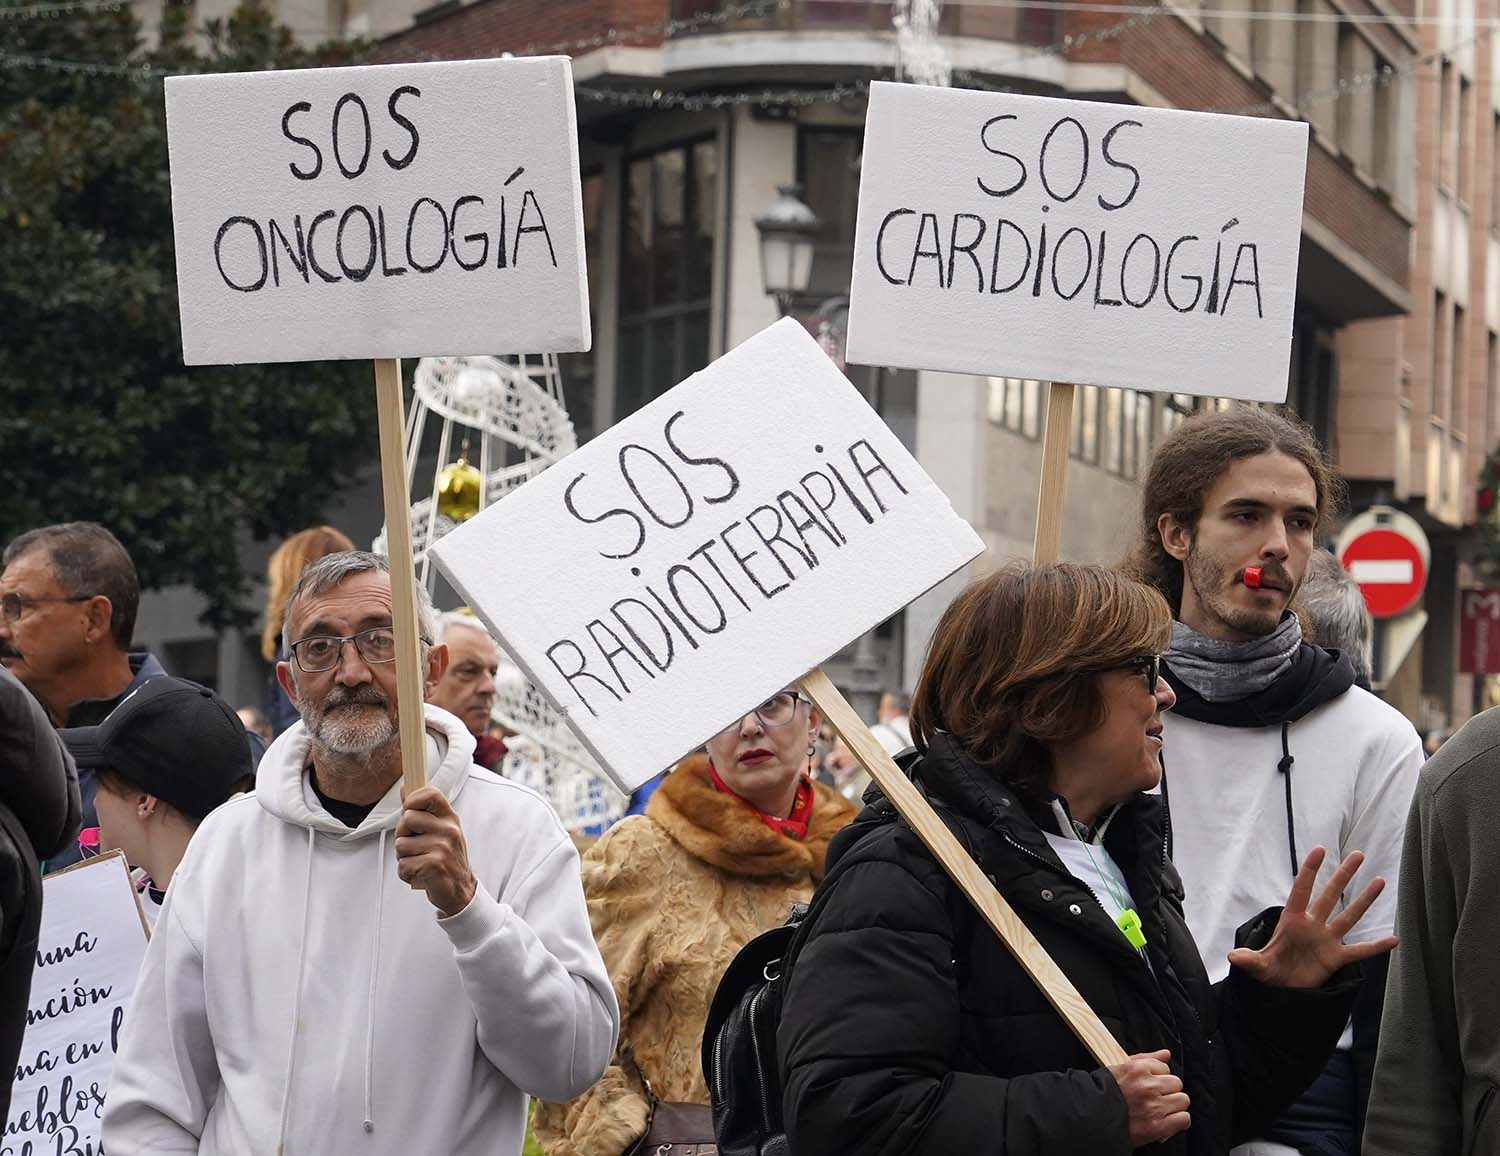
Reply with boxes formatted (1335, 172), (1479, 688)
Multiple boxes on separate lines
(165, 57), (589, 365)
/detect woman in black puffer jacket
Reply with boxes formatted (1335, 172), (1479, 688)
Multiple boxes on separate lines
(778, 563), (1395, 1156)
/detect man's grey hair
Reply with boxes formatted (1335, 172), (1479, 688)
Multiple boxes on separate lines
(280, 550), (437, 658)
(1296, 550), (1372, 683)
(436, 610), (496, 646)
(4, 522), (139, 650)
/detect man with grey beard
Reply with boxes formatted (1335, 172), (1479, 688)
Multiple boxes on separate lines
(104, 551), (617, 1156)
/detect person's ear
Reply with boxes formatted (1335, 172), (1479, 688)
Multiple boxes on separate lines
(1158, 512), (1192, 563)
(137, 793), (158, 820)
(423, 642), (449, 698)
(806, 705), (822, 744)
(81, 595), (115, 644)
(276, 660), (299, 704)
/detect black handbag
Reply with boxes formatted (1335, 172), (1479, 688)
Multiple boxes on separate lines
(624, 1094), (718, 1156)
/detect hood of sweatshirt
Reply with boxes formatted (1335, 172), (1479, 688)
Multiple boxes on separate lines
(256, 702), (477, 835)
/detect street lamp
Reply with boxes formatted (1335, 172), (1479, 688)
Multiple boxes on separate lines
(755, 184), (820, 316)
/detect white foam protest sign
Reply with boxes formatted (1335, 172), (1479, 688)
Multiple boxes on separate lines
(10, 852), (149, 1154)
(430, 318), (985, 792)
(847, 82), (1308, 402)
(165, 57), (589, 365)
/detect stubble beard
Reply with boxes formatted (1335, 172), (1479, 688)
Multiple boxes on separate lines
(294, 681), (400, 770)
(1184, 543), (1282, 639)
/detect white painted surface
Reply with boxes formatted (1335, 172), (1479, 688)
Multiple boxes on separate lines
(166, 57), (589, 365)
(847, 82), (1309, 402)
(430, 319), (985, 791)
(1348, 559), (1417, 584)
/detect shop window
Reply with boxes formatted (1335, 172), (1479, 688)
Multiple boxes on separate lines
(617, 138), (719, 417)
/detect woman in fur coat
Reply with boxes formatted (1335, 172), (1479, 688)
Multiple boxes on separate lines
(533, 689), (857, 1156)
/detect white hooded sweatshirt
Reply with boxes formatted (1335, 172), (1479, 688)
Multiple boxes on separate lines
(102, 705), (618, 1156)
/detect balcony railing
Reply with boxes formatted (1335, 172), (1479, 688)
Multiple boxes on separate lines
(669, 0), (1059, 49)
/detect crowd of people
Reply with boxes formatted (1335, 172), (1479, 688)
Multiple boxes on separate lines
(0, 404), (1493, 1155)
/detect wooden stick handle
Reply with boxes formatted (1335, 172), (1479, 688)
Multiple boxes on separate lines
(1033, 382), (1076, 564)
(373, 358), (430, 793)
(799, 666), (1128, 1068)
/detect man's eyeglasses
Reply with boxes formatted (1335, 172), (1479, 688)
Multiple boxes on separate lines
(1115, 654), (1162, 692)
(289, 627), (430, 674)
(0, 592), (96, 622)
(716, 691), (811, 736)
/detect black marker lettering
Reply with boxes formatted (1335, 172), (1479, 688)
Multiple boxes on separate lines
(977, 114), (1027, 198)
(545, 639), (620, 718)
(563, 472), (646, 559)
(281, 101), (322, 181)
(664, 410), (740, 503)
(383, 85), (421, 170)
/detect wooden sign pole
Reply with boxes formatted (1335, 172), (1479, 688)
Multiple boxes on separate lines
(1033, 381), (1076, 564)
(373, 357), (430, 792)
(799, 667), (1127, 1067)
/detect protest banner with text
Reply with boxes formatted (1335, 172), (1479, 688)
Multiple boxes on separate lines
(847, 82), (1308, 402)
(429, 318), (985, 792)
(7, 853), (148, 1156)
(166, 56), (591, 790)
(166, 57), (589, 366)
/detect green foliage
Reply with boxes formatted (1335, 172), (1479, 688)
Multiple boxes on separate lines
(0, 3), (376, 628)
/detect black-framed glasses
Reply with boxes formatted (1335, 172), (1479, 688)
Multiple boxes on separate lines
(0, 592), (95, 622)
(717, 691), (812, 736)
(1114, 655), (1162, 692)
(289, 627), (429, 674)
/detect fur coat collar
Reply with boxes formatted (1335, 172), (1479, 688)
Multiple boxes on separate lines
(646, 753), (854, 882)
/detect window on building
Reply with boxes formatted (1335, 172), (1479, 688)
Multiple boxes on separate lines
(1459, 77), (1475, 200)
(1373, 54), (1395, 188)
(1162, 393), (1197, 437)
(1440, 60), (1455, 190)
(1071, 385), (1101, 464)
(1454, 303), (1468, 426)
(1432, 290), (1449, 420)
(617, 137), (719, 418)
(798, 128), (863, 300)
(1492, 113), (1500, 229)
(987, 377), (1042, 439)
(1335, 23), (1375, 174)
(559, 171), (603, 441)
(1487, 331), (1499, 447)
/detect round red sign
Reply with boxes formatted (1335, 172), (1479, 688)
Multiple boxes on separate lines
(1339, 528), (1427, 618)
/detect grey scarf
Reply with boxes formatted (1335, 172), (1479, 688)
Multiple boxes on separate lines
(1165, 615), (1302, 703)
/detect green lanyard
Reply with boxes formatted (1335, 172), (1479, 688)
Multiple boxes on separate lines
(1078, 833), (1147, 950)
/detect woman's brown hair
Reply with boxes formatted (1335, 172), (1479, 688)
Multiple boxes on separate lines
(259, 526), (355, 661)
(910, 562), (1172, 800)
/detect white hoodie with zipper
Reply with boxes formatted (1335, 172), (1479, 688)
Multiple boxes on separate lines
(102, 704), (619, 1156)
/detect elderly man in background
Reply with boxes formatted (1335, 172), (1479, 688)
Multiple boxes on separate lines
(1296, 549), (1374, 689)
(103, 551), (618, 1156)
(427, 610), (507, 772)
(0, 523), (167, 867)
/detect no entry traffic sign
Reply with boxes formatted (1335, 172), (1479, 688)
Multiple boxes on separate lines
(1336, 507), (1430, 619)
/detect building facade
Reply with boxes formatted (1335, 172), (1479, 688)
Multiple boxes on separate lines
(1337, 0), (1500, 731)
(133, 0), (1456, 730)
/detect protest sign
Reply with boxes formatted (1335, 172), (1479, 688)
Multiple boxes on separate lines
(165, 57), (592, 789)
(432, 318), (1130, 1066)
(7, 852), (148, 1156)
(429, 317), (985, 792)
(165, 57), (589, 366)
(846, 82), (1308, 403)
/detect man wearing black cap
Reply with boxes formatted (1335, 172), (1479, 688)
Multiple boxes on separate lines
(61, 676), (255, 922)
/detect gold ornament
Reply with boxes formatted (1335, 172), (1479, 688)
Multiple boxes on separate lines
(436, 443), (483, 522)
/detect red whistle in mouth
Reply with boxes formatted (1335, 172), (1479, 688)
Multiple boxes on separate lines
(1243, 566), (1263, 589)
